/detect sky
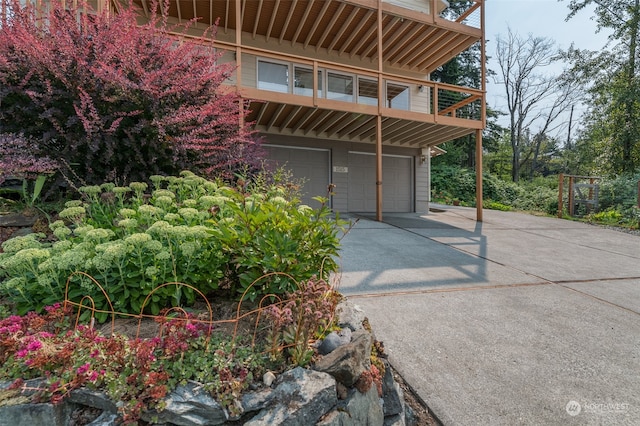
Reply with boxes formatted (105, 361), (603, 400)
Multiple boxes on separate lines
(484, 0), (612, 131)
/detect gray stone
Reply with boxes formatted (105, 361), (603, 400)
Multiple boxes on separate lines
(68, 388), (117, 414)
(241, 387), (274, 413)
(244, 367), (337, 426)
(317, 332), (342, 355)
(0, 213), (37, 227)
(313, 330), (372, 387)
(381, 362), (403, 416)
(87, 411), (119, 426)
(316, 409), (353, 426)
(403, 403), (417, 426)
(262, 371), (276, 387)
(338, 327), (352, 344)
(11, 228), (34, 238)
(343, 386), (384, 426)
(318, 328), (352, 355)
(0, 402), (74, 426)
(335, 300), (366, 331)
(383, 413), (405, 426)
(141, 382), (227, 426)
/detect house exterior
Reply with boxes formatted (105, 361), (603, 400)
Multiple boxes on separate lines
(5, 0), (486, 220)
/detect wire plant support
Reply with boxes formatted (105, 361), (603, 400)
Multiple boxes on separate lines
(61, 270), (339, 357)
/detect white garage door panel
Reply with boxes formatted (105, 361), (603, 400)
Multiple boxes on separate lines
(348, 153), (412, 213)
(265, 146), (330, 208)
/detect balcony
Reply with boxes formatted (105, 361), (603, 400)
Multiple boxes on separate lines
(124, 0), (484, 148)
(130, 0), (482, 74)
(221, 52), (482, 148)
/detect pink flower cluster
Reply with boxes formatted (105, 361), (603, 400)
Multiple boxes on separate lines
(0, 133), (58, 184)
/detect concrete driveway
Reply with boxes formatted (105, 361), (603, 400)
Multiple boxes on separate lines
(337, 206), (640, 426)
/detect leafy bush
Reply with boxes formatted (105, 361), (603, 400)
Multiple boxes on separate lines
(210, 184), (344, 301)
(431, 165), (559, 214)
(0, 0), (261, 184)
(0, 172), (346, 317)
(598, 172), (640, 211)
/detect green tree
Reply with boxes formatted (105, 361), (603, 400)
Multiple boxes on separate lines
(562, 0), (640, 174)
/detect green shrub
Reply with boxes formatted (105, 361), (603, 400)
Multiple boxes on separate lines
(0, 171), (346, 317)
(598, 172), (640, 211)
(484, 200), (512, 211)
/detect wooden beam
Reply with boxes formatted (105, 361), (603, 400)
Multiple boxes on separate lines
(265, 0), (281, 42)
(279, 0), (298, 44)
(381, 17), (410, 51)
(254, 102), (269, 126)
(304, 0), (333, 49)
(456, 2), (480, 23)
(327, 6), (359, 52)
(316, 111), (348, 134)
(292, 107), (318, 133)
(266, 104), (286, 131)
(303, 110), (331, 135)
(291, 0), (315, 46)
(385, 23), (423, 62)
(475, 128), (483, 221)
(316, 3), (346, 51)
(333, 113), (369, 137)
(376, 0), (383, 222)
(252, 0), (263, 39)
(438, 94), (481, 117)
(390, 27), (440, 66)
(350, 23), (377, 58)
(339, 10), (374, 56)
(280, 105), (302, 131)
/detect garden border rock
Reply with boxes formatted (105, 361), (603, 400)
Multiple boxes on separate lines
(0, 298), (416, 426)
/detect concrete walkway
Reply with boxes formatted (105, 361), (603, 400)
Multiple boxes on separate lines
(337, 206), (640, 426)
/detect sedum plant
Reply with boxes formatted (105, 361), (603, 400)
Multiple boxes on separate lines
(0, 172), (346, 318)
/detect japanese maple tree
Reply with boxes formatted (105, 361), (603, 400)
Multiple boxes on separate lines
(0, 0), (260, 184)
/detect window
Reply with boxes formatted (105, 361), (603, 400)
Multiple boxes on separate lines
(294, 67), (323, 97)
(387, 82), (410, 110)
(327, 72), (354, 102)
(358, 78), (378, 106)
(258, 60), (289, 93)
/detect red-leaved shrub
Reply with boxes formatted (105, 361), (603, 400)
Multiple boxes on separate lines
(0, 0), (261, 184)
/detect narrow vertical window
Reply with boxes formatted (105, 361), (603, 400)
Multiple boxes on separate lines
(387, 83), (410, 110)
(358, 78), (378, 106)
(258, 60), (289, 93)
(327, 72), (354, 102)
(294, 67), (322, 97)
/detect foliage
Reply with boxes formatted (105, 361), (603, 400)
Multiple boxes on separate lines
(561, 0), (640, 174)
(0, 133), (58, 209)
(0, 0), (261, 185)
(592, 172), (640, 227)
(431, 165), (559, 215)
(0, 134), (59, 186)
(210, 181), (345, 301)
(0, 172), (346, 318)
(0, 304), (267, 423)
(264, 277), (340, 366)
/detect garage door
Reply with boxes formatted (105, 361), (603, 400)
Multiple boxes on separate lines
(264, 145), (330, 208)
(348, 152), (412, 212)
